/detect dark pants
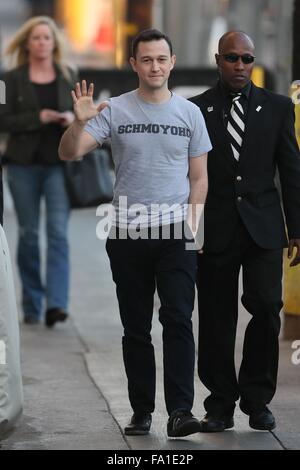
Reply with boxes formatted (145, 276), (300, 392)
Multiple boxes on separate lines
(197, 220), (283, 416)
(106, 224), (197, 416)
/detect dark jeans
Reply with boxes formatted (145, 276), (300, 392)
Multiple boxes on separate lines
(197, 220), (283, 416)
(106, 224), (197, 416)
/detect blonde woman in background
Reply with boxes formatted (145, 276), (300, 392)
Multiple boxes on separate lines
(0, 16), (77, 327)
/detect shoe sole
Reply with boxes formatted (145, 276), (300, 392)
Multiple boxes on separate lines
(24, 318), (40, 325)
(124, 429), (150, 436)
(249, 422), (276, 431)
(168, 421), (201, 438)
(199, 419), (234, 433)
(46, 312), (68, 328)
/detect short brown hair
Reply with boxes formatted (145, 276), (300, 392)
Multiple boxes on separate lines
(131, 29), (173, 59)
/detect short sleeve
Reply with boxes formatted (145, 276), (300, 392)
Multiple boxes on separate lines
(84, 105), (111, 144)
(189, 107), (212, 158)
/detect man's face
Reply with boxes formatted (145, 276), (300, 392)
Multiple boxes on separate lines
(216, 34), (255, 91)
(130, 39), (176, 91)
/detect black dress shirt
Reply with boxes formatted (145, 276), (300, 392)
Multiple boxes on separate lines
(219, 80), (252, 127)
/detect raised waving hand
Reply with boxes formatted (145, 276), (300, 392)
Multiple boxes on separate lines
(71, 80), (104, 123)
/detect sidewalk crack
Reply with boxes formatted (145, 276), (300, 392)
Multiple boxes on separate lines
(270, 431), (288, 450)
(71, 317), (131, 450)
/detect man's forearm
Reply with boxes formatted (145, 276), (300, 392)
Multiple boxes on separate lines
(187, 178), (208, 234)
(59, 119), (86, 161)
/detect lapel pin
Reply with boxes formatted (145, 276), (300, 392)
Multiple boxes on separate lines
(256, 106), (262, 112)
(207, 106), (214, 112)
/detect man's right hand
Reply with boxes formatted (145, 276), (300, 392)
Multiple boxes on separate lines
(71, 80), (103, 124)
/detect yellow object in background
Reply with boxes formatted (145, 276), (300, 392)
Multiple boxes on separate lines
(283, 84), (300, 335)
(252, 66), (265, 88)
(294, 84), (300, 144)
(57, 0), (127, 66)
(58, 0), (95, 50)
(283, 253), (300, 315)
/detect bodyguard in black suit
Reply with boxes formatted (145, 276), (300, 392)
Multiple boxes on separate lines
(190, 31), (300, 432)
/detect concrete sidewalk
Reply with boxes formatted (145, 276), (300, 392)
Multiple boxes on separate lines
(1, 320), (127, 451)
(1, 209), (300, 450)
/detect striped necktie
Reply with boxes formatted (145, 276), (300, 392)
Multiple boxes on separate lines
(227, 93), (245, 161)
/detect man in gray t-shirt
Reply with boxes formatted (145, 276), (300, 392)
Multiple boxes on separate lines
(84, 89), (211, 227)
(59, 29), (211, 438)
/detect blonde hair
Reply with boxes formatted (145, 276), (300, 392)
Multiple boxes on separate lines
(5, 16), (71, 79)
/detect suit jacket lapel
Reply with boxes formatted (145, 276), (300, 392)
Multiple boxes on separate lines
(238, 84), (268, 166)
(203, 86), (237, 170)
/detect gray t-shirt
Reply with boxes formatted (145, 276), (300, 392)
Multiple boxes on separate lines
(84, 90), (212, 227)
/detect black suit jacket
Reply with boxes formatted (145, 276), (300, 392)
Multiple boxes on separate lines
(190, 82), (300, 252)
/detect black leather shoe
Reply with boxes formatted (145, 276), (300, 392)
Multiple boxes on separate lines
(45, 308), (68, 328)
(124, 413), (152, 436)
(167, 410), (201, 437)
(249, 407), (276, 431)
(24, 316), (40, 325)
(198, 413), (234, 432)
